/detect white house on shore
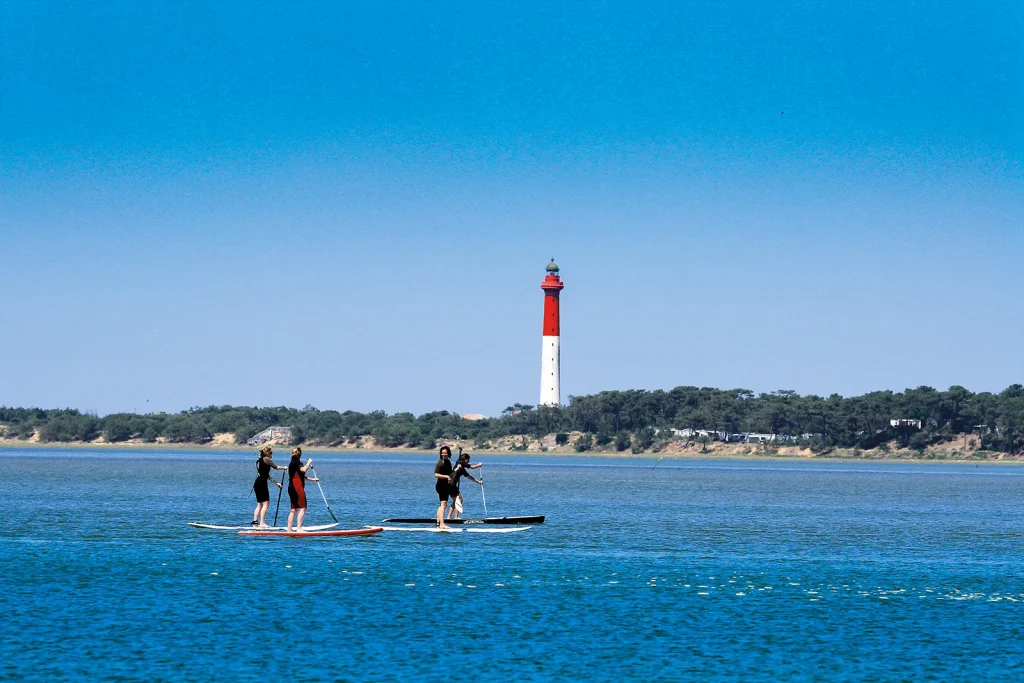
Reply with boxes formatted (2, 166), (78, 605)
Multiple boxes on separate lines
(247, 426), (292, 447)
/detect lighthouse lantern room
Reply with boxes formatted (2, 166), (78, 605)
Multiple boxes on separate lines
(539, 259), (565, 407)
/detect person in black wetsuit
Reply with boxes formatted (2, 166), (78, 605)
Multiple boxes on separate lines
(446, 451), (483, 520)
(286, 447), (319, 533)
(434, 446), (454, 529)
(252, 446), (287, 527)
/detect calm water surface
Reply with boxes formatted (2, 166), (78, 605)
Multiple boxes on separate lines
(3, 448), (1024, 681)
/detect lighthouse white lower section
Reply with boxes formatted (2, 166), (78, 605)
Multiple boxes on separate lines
(539, 335), (560, 407)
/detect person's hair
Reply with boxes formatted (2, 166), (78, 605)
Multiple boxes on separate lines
(439, 446), (452, 458)
(259, 446), (272, 457)
(459, 452), (470, 462)
(291, 447), (302, 459)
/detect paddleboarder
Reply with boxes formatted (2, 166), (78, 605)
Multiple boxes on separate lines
(434, 446), (454, 529)
(447, 451), (483, 520)
(252, 446), (287, 528)
(286, 447), (319, 533)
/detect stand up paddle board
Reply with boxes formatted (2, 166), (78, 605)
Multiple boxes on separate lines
(238, 527), (383, 538)
(381, 516), (544, 525)
(377, 525), (531, 534)
(189, 522), (340, 531)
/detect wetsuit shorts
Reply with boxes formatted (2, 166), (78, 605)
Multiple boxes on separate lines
(449, 485), (461, 501)
(254, 478), (270, 503)
(436, 482), (451, 502)
(289, 486), (307, 509)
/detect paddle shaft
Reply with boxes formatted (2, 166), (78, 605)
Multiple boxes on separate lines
(480, 464), (488, 516)
(272, 470), (286, 526)
(310, 465), (339, 523)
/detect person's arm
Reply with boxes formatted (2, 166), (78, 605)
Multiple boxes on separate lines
(300, 458), (319, 481)
(434, 473), (451, 481)
(468, 463), (482, 469)
(464, 473), (482, 485)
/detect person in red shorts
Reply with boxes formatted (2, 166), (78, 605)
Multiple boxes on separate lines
(286, 447), (319, 532)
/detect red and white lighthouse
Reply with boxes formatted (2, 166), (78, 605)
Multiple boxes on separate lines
(540, 259), (565, 407)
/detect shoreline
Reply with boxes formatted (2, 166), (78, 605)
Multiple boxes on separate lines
(2, 438), (1022, 465)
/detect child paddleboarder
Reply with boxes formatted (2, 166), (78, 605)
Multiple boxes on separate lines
(252, 446), (287, 528)
(286, 447), (319, 533)
(447, 450), (483, 520)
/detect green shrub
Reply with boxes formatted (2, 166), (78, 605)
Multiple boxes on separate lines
(574, 434), (593, 452)
(614, 432), (631, 452)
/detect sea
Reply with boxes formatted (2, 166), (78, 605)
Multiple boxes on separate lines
(3, 448), (1024, 682)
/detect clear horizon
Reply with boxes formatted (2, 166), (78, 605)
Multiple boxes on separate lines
(3, 2), (1022, 417)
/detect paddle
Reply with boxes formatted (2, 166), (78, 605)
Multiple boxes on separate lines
(480, 464), (488, 516)
(309, 465), (339, 523)
(272, 470), (286, 527)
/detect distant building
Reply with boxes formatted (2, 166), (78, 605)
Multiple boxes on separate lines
(890, 419), (922, 430)
(746, 433), (776, 444)
(462, 413), (487, 421)
(247, 426), (292, 447)
(668, 428), (726, 441)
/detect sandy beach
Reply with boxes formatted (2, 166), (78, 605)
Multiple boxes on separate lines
(1, 431), (1018, 464)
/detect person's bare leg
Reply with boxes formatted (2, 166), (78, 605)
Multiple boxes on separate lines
(287, 509), (296, 532)
(436, 500), (449, 528)
(253, 501), (261, 525)
(296, 508), (307, 532)
(258, 502), (270, 527)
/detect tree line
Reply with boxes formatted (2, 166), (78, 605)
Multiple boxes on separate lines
(1, 384), (1023, 453)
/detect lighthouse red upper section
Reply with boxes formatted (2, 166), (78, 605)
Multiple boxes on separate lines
(541, 259), (564, 336)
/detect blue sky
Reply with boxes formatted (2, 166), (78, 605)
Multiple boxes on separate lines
(2, 1), (1022, 417)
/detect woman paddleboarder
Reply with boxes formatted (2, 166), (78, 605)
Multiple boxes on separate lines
(447, 451), (483, 520)
(286, 447), (319, 533)
(252, 446), (287, 528)
(434, 446), (454, 529)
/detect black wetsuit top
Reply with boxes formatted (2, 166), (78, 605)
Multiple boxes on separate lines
(449, 462), (471, 491)
(256, 456), (275, 480)
(434, 458), (453, 492)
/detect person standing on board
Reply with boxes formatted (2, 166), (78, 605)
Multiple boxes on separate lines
(252, 446), (287, 528)
(434, 446), (454, 529)
(447, 451), (483, 520)
(286, 447), (319, 533)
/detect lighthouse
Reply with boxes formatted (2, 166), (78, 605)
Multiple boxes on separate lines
(539, 258), (564, 407)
